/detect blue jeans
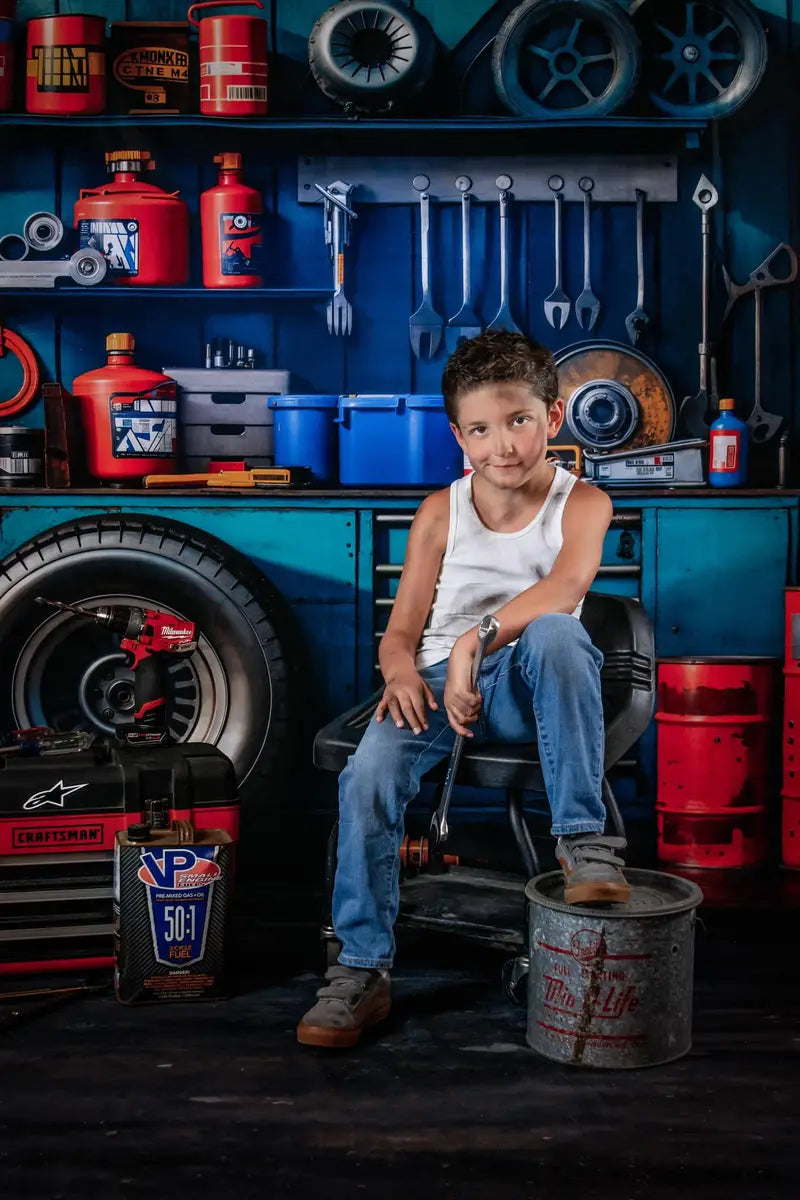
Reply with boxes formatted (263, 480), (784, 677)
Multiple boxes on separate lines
(332, 613), (606, 969)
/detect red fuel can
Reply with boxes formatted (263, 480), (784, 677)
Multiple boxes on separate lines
(26, 13), (106, 115)
(188, 0), (268, 116)
(201, 152), (263, 287)
(0, 17), (12, 111)
(72, 333), (179, 484)
(74, 150), (189, 287)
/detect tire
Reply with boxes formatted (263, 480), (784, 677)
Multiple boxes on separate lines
(0, 515), (295, 803)
(634, 0), (767, 120)
(308, 0), (437, 114)
(492, 0), (640, 119)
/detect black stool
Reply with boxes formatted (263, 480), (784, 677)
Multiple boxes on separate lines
(313, 592), (655, 961)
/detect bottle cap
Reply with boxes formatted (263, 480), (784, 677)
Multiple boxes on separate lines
(106, 333), (135, 353)
(719, 398), (735, 411)
(126, 823), (151, 843)
(214, 153), (242, 172)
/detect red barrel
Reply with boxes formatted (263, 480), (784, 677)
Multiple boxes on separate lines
(782, 795), (800, 869)
(72, 333), (179, 484)
(26, 14), (106, 115)
(74, 150), (189, 287)
(188, 0), (268, 116)
(0, 17), (12, 111)
(655, 658), (778, 868)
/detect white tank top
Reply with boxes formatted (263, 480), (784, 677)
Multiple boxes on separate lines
(415, 466), (582, 669)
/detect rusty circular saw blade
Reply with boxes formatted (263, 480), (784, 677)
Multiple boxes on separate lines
(554, 341), (676, 451)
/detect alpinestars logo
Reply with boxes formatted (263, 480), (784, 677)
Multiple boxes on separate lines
(23, 780), (88, 811)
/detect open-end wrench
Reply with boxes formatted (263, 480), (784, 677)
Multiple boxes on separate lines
(575, 176), (600, 332)
(488, 175), (522, 333)
(678, 174), (719, 437)
(747, 284), (784, 443)
(429, 614), (500, 850)
(624, 189), (649, 345)
(544, 175), (570, 330)
(409, 174), (444, 358)
(446, 176), (483, 352)
(722, 242), (799, 323)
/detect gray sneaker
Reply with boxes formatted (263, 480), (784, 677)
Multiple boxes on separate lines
(555, 834), (630, 905)
(297, 965), (391, 1048)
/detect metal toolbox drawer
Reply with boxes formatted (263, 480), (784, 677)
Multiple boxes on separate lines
(164, 368), (290, 425)
(181, 423), (274, 460)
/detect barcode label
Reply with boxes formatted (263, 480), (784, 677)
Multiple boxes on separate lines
(0, 456), (40, 474)
(226, 85), (267, 101)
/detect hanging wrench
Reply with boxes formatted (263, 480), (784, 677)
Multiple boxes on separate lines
(624, 189), (649, 345)
(487, 175), (522, 334)
(575, 176), (600, 332)
(429, 614), (500, 851)
(747, 282), (784, 443)
(318, 180), (356, 337)
(446, 176), (483, 352)
(409, 174), (444, 358)
(544, 175), (570, 330)
(678, 175), (719, 438)
(722, 242), (799, 323)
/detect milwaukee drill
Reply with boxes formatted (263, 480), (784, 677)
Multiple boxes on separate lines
(35, 597), (197, 737)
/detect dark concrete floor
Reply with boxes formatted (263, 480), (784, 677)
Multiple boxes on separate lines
(0, 896), (798, 1200)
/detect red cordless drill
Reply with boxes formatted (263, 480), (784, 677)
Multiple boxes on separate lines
(35, 597), (197, 734)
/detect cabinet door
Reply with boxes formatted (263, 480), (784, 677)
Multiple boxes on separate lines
(656, 508), (790, 657)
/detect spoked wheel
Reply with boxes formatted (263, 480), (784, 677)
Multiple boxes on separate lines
(492, 0), (641, 119)
(635, 0), (767, 119)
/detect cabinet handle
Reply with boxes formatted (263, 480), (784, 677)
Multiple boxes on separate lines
(672, 625), (680, 633)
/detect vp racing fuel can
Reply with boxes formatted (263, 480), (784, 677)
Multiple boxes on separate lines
(114, 820), (233, 1004)
(74, 150), (190, 286)
(72, 333), (179, 484)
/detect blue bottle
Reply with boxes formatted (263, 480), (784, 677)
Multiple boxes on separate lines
(709, 399), (749, 487)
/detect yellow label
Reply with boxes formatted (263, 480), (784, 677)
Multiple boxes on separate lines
(337, 253), (345, 286)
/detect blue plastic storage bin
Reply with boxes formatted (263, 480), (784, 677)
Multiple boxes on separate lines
(267, 394), (339, 483)
(337, 394), (462, 487)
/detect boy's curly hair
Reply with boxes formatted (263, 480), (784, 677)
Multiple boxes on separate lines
(441, 330), (558, 425)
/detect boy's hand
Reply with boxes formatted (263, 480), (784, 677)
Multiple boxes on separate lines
(376, 668), (439, 735)
(444, 638), (481, 738)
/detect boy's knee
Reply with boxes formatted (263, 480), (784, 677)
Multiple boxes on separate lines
(339, 718), (409, 818)
(518, 613), (592, 663)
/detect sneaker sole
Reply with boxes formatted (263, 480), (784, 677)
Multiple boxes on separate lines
(296, 1002), (391, 1049)
(563, 879), (631, 905)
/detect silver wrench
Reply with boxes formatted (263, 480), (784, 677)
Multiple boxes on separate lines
(446, 176), (482, 352)
(722, 242), (799, 323)
(624, 189), (649, 345)
(487, 175), (522, 333)
(575, 176), (600, 332)
(429, 614), (500, 850)
(544, 175), (570, 330)
(409, 175), (444, 358)
(320, 180), (355, 337)
(748, 283), (784, 443)
(678, 174), (719, 437)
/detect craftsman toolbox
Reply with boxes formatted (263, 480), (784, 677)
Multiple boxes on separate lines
(0, 742), (238, 974)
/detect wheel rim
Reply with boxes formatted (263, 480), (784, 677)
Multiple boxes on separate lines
(331, 8), (414, 85)
(638, 0), (767, 118)
(12, 593), (228, 745)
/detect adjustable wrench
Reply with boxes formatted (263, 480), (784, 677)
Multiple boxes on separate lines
(429, 614), (500, 850)
(446, 176), (482, 351)
(488, 175), (522, 333)
(624, 189), (649, 345)
(544, 175), (571, 330)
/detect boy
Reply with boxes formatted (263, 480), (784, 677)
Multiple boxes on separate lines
(298, 330), (629, 1049)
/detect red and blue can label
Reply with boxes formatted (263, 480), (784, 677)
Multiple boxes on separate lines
(220, 211), (262, 275)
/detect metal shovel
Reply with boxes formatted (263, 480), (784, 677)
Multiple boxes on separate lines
(446, 178), (483, 352)
(409, 175), (444, 359)
(429, 614), (500, 850)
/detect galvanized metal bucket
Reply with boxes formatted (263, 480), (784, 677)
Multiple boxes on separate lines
(525, 868), (703, 1069)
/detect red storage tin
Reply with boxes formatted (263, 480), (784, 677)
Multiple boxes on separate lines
(26, 13), (106, 115)
(188, 0), (268, 116)
(782, 795), (800, 868)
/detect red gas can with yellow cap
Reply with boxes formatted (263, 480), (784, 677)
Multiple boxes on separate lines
(74, 151), (190, 286)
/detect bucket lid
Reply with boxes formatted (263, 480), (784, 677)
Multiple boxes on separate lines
(268, 394), (339, 409)
(338, 394), (446, 410)
(525, 868), (703, 918)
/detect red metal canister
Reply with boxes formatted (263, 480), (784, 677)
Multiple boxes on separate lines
(74, 151), (189, 287)
(188, 0), (268, 116)
(26, 14), (106, 115)
(200, 152), (263, 287)
(0, 17), (13, 111)
(72, 333), (179, 484)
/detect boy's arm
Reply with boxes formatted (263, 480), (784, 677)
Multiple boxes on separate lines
(378, 489), (449, 684)
(453, 481), (613, 661)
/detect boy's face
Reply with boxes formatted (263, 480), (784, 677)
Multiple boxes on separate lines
(450, 382), (564, 489)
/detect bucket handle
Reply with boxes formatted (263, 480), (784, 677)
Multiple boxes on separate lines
(188, 0), (264, 27)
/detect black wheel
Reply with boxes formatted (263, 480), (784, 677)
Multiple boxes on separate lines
(0, 516), (294, 802)
(491, 0), (640, 119)
(308, 0), (437, 114)
(635, 0), (768, 119)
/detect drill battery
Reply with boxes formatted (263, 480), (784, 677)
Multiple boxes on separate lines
(114, 821), (234, 1005)
(0, 742), (238, 976)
